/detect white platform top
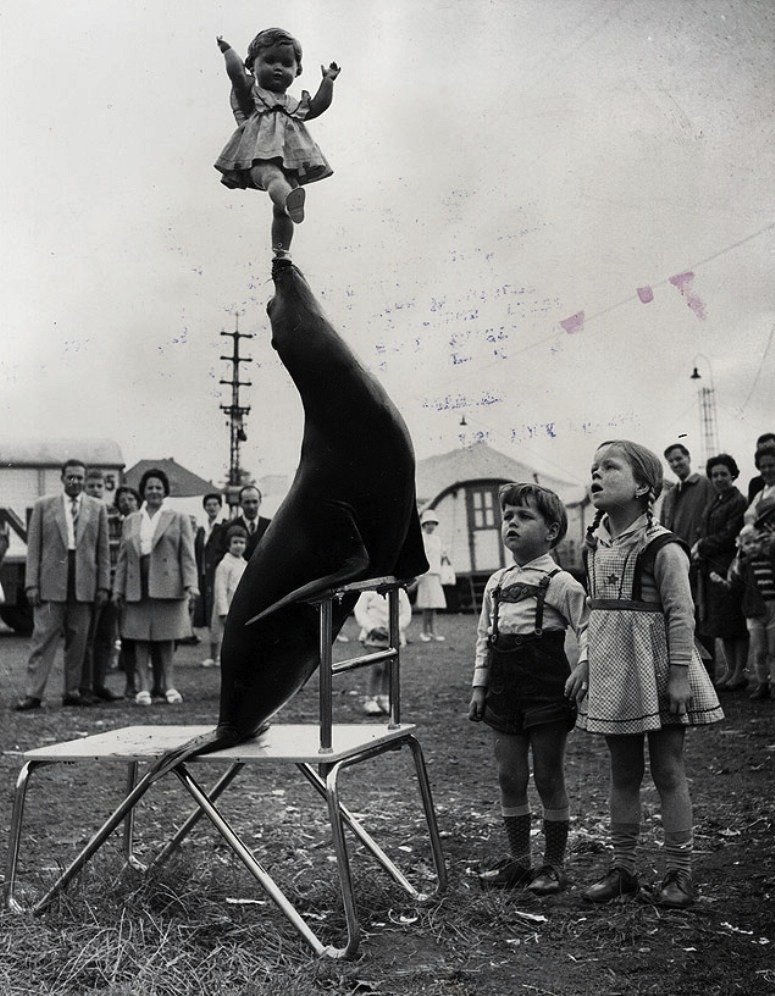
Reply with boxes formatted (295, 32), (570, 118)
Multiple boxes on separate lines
(14, 724), (416, 764)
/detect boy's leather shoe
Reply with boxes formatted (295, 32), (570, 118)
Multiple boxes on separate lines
(583, 867), (639, 903)
(657, 869), (696, 908)
(527, 864), (568, 896)
(478, 857), (532, 889)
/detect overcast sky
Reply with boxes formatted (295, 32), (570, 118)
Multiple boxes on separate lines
(1, 0), (773, 496)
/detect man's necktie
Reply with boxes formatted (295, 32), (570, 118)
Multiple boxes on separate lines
(249, 521), (256, 535)
(71, 498), (79, 534)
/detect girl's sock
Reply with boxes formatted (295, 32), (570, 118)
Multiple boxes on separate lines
(502, 804), (531, 867)
(543, 806), (570, 868)
(664, 828), (693, 874)
(611, 821), (640, 875)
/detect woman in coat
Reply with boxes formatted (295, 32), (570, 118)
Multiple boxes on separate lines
(114, 468), (198, 705)
(692, 453), (748, 690)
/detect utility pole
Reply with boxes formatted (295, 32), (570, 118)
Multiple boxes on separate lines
(220, 311), (254, 513)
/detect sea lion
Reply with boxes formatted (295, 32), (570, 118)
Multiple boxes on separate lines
(152, 260), (427, 772)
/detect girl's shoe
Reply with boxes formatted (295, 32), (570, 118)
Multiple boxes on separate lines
(657, 869), (696, 908)
(376, 694), (390, 714)
(583, 867), (639, 903)
(420, 633), (432, 642)
(749, 683), (770, 700)
(201, 658), (216, 668)
(724, 677), (748, 692)
(285, 187), (305, 223)
(165, 688), (183, 704)
(432, 634), (446, 642)
(527, 864), (568, 896)
(135, 690), (152, 706)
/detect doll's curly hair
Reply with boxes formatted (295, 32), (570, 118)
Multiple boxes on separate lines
(245, 28), (303, 75)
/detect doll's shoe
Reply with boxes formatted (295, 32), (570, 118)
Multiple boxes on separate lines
(657, 869), (696, 908)
(478, 857), (532, 890)
(583, 867), (639, 903)
(526, 864), (568, 896)
(285, 187), (305, 223)
(165, 688), (183, 704)
(135, 691), (152, 706)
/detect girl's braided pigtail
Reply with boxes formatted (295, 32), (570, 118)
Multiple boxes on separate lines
(645, 488), (656, 531)
(585, 508), (604, 550)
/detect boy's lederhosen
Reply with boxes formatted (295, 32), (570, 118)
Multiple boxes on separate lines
(482, 569), (576, 735)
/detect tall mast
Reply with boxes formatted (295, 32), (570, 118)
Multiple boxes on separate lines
(220, 311), (254, 510)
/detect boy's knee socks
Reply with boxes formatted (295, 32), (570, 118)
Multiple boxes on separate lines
(543, 807), (570, 868)
(502, 804), (531, 867)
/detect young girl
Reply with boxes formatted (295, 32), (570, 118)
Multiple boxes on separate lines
(215, 28), (340, 259)
(354, 587), (412, 716)
(415, 509), (447, 641)
(567, 440), (723, 908)
(470, 484), (589, 896)
(210, 525), (248, 660)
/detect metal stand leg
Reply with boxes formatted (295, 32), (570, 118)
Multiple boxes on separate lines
(122, 762), (146, 872)
(32, 764), (165, 914)
(147, 762), (244, 872)
(297, 735), (447, 959)
(4, 761), (49, 912)
(171, 763), (334, 958)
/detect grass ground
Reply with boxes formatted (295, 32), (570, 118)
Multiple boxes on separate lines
(1, 612), (773, 994)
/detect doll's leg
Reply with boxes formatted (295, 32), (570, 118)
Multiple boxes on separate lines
(249, 164), (305, 253)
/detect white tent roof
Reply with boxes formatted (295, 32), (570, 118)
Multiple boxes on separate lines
(416, 443), (587, 507)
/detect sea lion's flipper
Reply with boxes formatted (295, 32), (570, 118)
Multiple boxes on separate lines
(393, 507), (430, 579)
(245, 503), (369, 626)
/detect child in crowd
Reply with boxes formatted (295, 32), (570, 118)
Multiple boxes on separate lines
(210, 525), (249, 663)
(469, 484), (589, 897)
(215, 28), (340, 259)
(711, 522), (775, 700)
(567, 440), (723, 908)
(416, 508), (447, 642)
(354, 587), (412, 716)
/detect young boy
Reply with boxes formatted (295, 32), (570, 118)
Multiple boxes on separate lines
(210, 525), (248, 662)
(469, 483), (589, 896)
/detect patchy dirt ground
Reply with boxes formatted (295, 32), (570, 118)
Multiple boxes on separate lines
(1, 612), (773, 994)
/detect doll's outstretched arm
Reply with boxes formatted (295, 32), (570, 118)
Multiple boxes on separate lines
(305, 62), (340, 120)
(217, 36), (252, 97)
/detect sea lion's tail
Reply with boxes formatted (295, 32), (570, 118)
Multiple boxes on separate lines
(143, 725), (266, 785)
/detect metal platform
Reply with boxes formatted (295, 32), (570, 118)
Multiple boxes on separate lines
(3, 578), (447, 959)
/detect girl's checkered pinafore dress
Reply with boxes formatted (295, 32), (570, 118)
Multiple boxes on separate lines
(576, 527), (723, 735)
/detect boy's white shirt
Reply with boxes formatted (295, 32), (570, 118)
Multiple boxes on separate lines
(472, 553), (589, 687)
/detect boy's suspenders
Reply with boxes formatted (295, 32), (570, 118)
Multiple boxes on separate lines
(489, 568), (561, 645)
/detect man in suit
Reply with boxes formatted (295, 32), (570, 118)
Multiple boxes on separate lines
(14, 458), (110, 710)
(234, 485), (271, 560)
